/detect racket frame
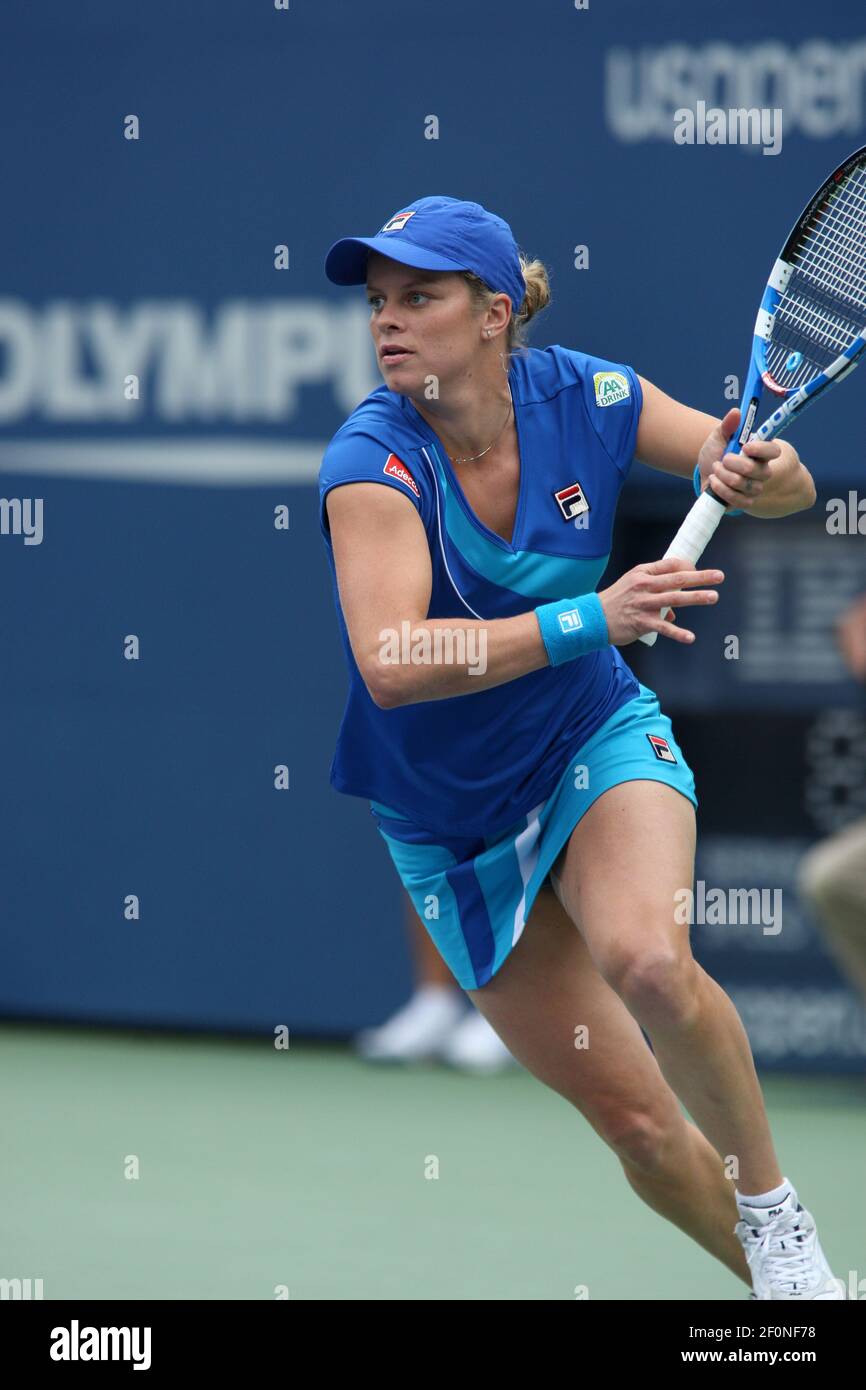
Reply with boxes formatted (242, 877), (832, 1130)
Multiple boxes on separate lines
(638, 143), (866, 648)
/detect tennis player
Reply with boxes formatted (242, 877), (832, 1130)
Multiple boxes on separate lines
(319, 196), (844, 1300)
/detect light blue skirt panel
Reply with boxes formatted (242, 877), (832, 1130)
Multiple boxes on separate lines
(370, 683), (697, 990)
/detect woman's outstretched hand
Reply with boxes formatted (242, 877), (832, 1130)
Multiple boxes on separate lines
(598, 555), (725, 646)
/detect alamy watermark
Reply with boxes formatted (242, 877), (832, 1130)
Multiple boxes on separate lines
(674, 101), (783, 155)
(0, 1276), (44, 1299)
(0, 497), (43, 544)
(50, 1321), (151, 1370)
(378, 622), (487, 676)
(675, 881), (783, 935)
(826, 491), (866, 535)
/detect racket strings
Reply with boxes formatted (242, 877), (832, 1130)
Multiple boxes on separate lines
(796, 223), (866, 310)
(765, 331), (827, 391)
(779, 283), (859, 350)
(774, 279), (860, 361)
(792, 165), (866, 315)
(797, 240), (866, 312)
(766, 277), (860, 390)
(801, 169), (866, 271)
(802, 180), (866, 267)
(765, 334), (824, 390)
(767, 167), (866, 389)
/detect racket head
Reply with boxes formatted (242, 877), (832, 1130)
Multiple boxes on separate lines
(753, 144), (866, 409)
(659, 146), (866, 640)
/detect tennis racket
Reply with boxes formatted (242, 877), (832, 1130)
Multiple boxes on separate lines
(640, 142), (866, 647)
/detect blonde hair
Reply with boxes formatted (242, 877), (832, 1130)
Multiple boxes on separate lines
(461, 253), (552, 363)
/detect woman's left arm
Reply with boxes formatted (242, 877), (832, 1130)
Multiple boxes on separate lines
(634, 373), (817, 519)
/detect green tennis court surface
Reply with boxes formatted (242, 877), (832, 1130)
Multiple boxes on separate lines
(2, 1023), (863, 1300)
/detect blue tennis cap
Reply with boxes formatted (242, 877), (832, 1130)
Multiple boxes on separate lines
(324, 196), (525, 316)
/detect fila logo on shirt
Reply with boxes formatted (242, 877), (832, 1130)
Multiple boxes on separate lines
(380, 210), (416, 233)
(553, 480), (590, 521)
(384, 453), (421, 498)
(647, 734), (677, 764)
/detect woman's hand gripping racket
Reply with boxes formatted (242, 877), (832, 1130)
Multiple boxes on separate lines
(641, 141), (866, 646)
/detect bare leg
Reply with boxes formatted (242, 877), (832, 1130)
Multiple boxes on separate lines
(467, 887), (750, 1286)
(552, 781), (783, 1198)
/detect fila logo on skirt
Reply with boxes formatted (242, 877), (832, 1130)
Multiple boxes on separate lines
(647, 734), (677, 764)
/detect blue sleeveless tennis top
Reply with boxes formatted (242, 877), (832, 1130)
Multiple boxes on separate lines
(318, 344), (644, 838)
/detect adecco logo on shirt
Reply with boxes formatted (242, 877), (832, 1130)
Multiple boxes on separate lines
(384, 453), (420, 497)
(594, 371), (630, 407)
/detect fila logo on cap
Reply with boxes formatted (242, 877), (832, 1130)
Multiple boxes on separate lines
(647, 734), (677, 764)
(383, 453), (420, 498)
(380, 211), (416, 233)
(553, 480), (590, 521)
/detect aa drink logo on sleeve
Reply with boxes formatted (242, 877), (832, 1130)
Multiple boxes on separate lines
(593, 371), (630, 407)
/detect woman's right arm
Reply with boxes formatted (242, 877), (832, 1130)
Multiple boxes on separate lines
(325, 482), (724, 708)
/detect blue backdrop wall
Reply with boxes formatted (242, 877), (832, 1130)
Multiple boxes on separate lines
(2, 0), (866, 1067)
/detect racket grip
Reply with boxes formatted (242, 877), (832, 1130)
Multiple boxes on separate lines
(638, 488), (728, 647)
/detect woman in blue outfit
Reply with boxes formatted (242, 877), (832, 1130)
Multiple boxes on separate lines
(318, 196), (843, 1300)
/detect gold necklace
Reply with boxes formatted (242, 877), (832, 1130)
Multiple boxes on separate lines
(445, 388), (514, 465)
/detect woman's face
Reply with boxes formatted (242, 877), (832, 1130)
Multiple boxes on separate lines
(366, 252), (482, 393)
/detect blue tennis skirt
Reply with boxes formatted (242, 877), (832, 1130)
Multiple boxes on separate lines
(369, 683), (697, 991)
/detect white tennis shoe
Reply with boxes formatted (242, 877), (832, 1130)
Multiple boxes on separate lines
(437, 1008), (517, 1074)
(353, 985), (466, 1062)
(735, 1190), (846, 1300)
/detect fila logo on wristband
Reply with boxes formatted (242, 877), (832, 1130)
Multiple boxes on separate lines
(647, 734), (677, 764)
(553, 480), (590, 520)
(558, 607), (584, 633)
(536, 591), (607, 666)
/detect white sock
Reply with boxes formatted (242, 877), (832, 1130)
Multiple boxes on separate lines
(735, 1177), (795, 1210)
